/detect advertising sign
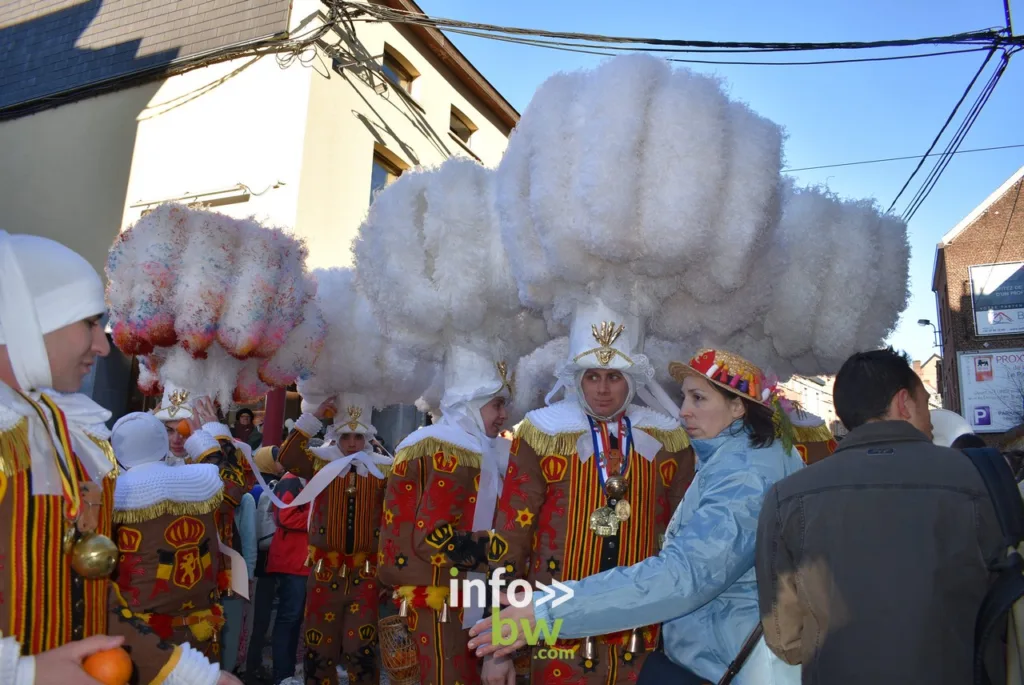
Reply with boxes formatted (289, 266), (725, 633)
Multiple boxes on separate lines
(958, 350), (1024, 433)
(970, 262), (1024, 336)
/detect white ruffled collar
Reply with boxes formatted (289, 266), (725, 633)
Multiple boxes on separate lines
(523, 399), (680, 463)
(114, 461), (223, 510)
(0, 381), (114, 494)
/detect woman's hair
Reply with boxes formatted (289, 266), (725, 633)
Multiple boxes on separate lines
(951, 433), (987, 450)
(707, 383), (776, 449)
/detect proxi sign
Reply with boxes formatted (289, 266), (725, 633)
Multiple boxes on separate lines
(958, 349), (1024, 433)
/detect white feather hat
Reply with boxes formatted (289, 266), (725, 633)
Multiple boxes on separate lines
(153, 381), (194, 422)
(354, 157), (550, 415)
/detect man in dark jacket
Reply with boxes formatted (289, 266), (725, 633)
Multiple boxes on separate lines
(755, 347), (1004, 684)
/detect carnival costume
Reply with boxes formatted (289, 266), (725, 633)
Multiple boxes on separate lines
(0, 230), (218, 684)
(271, 267), (430, 684)
(354, 158), (549, 685)
(110, 412), (227, 660)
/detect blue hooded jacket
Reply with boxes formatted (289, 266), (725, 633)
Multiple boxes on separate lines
(535, 421), (803, 683)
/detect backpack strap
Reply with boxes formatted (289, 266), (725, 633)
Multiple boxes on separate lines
(963, 447), (1024, 685)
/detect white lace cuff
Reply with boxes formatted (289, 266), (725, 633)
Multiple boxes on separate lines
(0, 636), (33, 685)
(295, 412), (322, 437)
(184, 430), (219, 460)
(162, 643), (220, 685)
(202, 422), (232, 441)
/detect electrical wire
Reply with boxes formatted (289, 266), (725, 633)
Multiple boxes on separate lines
(782, 143), (1024, 173)
(337, 0), (1014, 53)
(899, 50), (1013, 223)
(439, 26), (995, 66)
(886, 48), (998, 213)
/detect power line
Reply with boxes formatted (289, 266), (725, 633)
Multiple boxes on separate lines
(899, 50), (1014, 223)
(439, 27), (994, 66)
(339, 1), (1014, 54)
(782, 143), (1024, 172)
(887, 49), (998, 213)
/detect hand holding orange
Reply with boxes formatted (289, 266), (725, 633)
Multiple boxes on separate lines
(82, 646), (133, 685)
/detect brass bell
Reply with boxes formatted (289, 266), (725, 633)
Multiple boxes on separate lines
(346, 484), (358, 495)
(340, 564), (347, 579)
(439, 601), (449, 624)
(70, 533), (118, 579)
(398, 598), (409, 618)
(314, 558), (324, 575)
(582, 636), (596, 660)
(626, 629), (643, 654)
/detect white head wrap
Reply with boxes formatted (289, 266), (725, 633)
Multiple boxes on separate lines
(0, 230), (106, 391)
(112, 412), (170, 469)
(0, 230), (113, 494)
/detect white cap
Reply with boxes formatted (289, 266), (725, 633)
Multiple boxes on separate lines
(0, 231), (105, 391)
(326, 392), (378, 439)
(931, 409), (973, 448)
(112, 412), (170, 469)
(441, 344), (513, 410)
(153, 381), (194, 422)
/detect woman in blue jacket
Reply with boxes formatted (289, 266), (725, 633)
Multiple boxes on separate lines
(470, 349), (804, 684)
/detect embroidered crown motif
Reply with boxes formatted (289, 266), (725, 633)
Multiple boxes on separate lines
(166, 389), (190, 417)
(346, 406), (362, 431)
(496, 361), (516, 398)
(591, 322), (625, 366)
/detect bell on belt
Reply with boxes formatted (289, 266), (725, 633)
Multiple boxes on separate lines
(604, 476), (629, 500)
(340, 563), (348, 578)
(626, 629), (643, 654)
(398, 598), (409, 618)
(346, 484), (358, 495)
(70, 533), (118, 579)
(582, 637), (596, 661)
(314, 558), (324, 575)
(438, 601), (449, 624)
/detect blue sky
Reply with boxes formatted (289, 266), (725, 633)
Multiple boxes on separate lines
(419, 0), (1023, 366)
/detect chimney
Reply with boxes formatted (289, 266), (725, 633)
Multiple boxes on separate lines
(913, 360), (922, 374)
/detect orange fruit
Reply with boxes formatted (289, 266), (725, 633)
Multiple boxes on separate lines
(82, 647), (133, 685)
(175, 420), (192, 438)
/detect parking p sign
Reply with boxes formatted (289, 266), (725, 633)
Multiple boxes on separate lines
(973, 406), (992, 427)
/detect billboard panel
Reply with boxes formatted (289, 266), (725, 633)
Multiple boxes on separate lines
(970, 262), (1024, 336)
(958, 350), (1024, 433)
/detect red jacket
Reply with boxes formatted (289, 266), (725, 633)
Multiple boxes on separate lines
(265, 473), (310, 576)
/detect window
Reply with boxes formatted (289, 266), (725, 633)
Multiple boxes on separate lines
(381, 47), (415, 94)
(449, 106), (477, 145)
(370, 151), (403, 205)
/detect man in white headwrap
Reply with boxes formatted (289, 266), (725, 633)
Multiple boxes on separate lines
(378, 343), (515, 685)
(274, 392), (391, 684)
(109, 412), (226, 672)
(152, 381), (195, 465)
(0, 230), (240, 684)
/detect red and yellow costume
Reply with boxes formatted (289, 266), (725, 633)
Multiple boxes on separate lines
(278, 410), (388, 685)
(379, 429), (490, 685)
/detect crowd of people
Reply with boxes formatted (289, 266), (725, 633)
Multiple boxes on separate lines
(2, 53), (1023, 685)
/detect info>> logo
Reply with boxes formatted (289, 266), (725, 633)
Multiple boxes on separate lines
(973, 406), (992, 426)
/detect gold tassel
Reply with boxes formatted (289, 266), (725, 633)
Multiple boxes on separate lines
(516, 418), (691, 457)
(113, 491), (224, 525)
(793, 423), (835, 444)
(583, 637), (596, 660)
(393, 438), (482, 468)
(0, 419), (32, 478)
(626, 629), (642, 654)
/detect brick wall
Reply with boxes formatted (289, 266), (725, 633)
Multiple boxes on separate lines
(935, 173), (1024, 411)
(0, 0), (291, 111)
